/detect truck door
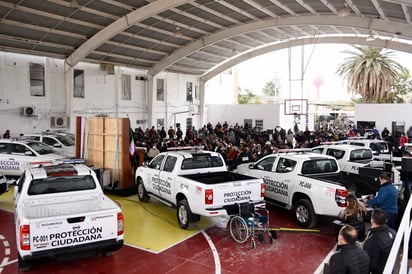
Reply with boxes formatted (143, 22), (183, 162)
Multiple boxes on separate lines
(270, 157), (296, 203)
(157, 155), (177, 201)
(247, 156), (278, 200)
(146, 154), (165, 194)
(5, 143), (32, 176)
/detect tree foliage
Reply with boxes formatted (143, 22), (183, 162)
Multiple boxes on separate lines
(336, 46), (406, 103)
(262, 80), (280, 97)
(238, 89), (261, 104)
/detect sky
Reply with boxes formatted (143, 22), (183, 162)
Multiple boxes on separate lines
(234, 43), (412, 102)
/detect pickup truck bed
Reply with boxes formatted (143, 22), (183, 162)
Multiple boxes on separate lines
(14, 163), (124, 271)
(22, 193), (115, 219)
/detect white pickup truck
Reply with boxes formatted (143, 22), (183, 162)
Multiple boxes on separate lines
(234, 150), (348, 228)
(311, 144), (402, 195)
(14, 163), (124, 271)
(135, 148), (266, 229)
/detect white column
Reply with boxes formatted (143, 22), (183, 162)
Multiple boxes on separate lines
(146, 75), (154, 128)
(64, 62), (74, 128)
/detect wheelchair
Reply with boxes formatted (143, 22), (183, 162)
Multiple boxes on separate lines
(228, 202), (275, 249)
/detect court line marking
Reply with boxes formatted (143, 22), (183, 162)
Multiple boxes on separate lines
(0, 234), (14, 273)
(201, 230), (221, 274)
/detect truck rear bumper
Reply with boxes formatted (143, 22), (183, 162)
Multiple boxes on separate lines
(206, 200), (266, 216)
(21, 239), (123, 262)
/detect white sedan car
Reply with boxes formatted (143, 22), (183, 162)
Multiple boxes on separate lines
(0, 138), (66, 177)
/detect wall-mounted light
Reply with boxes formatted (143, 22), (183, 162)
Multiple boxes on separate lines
(366, 31), (377, 41)
(337, 3), (350, 16)
(69, 0), (79, 8)
(174, 27), (182, 37)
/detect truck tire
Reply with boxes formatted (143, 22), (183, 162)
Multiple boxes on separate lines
(136, 178), (150, 202)
(294, 199), (318, 228)
(177, 199), (192, 229)
(18, 253), (30, 272)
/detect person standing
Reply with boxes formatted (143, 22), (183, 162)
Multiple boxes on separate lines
(323, 225), (369, 274)
(2, 129), (10, 139)
(399, 132), (408, 148)
(363, 172), (398, 229)
(362, 209), (396, 274)
(335, 194), (368, 241)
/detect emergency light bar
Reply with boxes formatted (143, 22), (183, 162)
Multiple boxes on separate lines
(277, 148), (312, 154)
(167, 145), (205, 151)
(62, 158), (85, 164)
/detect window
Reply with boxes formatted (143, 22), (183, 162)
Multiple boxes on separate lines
(186, 118), (192, 130)
(276, 158), (296, 173)
(28, 175), (96, 195)
(255, 156), (276, 171)
(195, 85), (199, 100)
(121, 74), (131, 100)
(326, 149), (345, 160)
(186, 82), (193, 102)
(74, 69), (84, 98)
(255, 119), (263, 129)
(0, 143), (8, 154)
(157, 119), (164, 129)
(244, 119), (252, 129)
(149, 155), (164, 170)
(11, 144), (29, 155)
(30, 63), (45, 96)
(42, 137), (57, 146)
(163, 156), (177, 172)
(156, 79), (164, 101)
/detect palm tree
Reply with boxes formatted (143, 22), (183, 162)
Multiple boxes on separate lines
(336, 46), (404, 103)
(262, 80), (280, 97)
(238, 89), (261, 104)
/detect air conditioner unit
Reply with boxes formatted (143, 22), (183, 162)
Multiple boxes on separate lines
(51, 116), (68, 128)
(100, 63), (115, 75)
(22, 106), (37, 117)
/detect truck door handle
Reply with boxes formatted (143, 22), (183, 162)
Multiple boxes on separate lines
(67, 216), (85, 223)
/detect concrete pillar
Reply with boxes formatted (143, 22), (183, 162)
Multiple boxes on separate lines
(146, 75), (154, 128)
(64, 62), (74, 127)
(199, 78), (206, 126)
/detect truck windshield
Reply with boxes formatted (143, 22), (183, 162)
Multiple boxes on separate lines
(301, 159), (338, 174)
(181, 154), (224, 170)
(28, 175), (96, 195)
(55, 134), (75, 146)
(27, 141), (57, 155)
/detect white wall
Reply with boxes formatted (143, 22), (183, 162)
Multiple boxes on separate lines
(355, 104), (412, 133)
(206, 104), (297, 131)
(0, 52), (200, 135)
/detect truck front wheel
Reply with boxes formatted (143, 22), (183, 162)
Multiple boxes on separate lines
(136, 178), (150, 202)
(294, 199), (318, 228)
(177, 199), (192, 229)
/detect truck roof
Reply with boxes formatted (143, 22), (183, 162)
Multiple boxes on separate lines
(275, 150), (337, 161)
(165, 149), (221, 158)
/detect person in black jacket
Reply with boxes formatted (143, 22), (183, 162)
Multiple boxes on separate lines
(334, 194), (368, 241)
(362, 209), (396, 274)
(323, 225), (370, 274)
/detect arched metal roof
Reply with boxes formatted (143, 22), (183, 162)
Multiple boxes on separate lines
(1, 0), (411, 78)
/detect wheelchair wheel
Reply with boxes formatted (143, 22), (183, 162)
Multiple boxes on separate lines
(229, 216), (249, 244)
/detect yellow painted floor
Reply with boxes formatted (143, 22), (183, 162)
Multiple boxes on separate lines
(0, 187), (212, 253)
(111, 194), (212, 253)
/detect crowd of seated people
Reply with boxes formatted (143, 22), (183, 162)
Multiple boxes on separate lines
(131, 122), (371, 170)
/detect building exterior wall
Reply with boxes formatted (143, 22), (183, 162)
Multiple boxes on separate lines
(0, 52), (200, 135)
(206, 104), (297, 131)
(355, 104), (412, 134)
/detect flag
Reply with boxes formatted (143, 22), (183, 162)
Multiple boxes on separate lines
(129, 127), (135, 156)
